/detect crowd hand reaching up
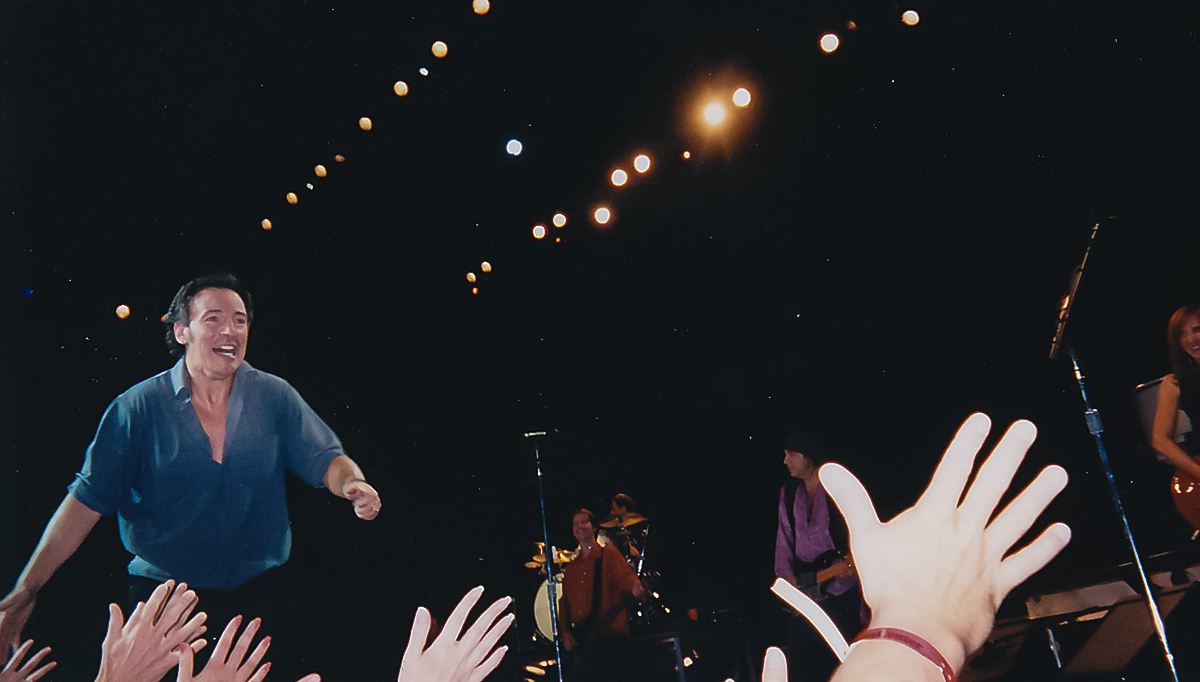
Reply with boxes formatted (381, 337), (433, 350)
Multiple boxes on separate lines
(397, 586), (514, 682)
(761, 647), (787, 682)
(95, 580), (209, 682)
(0, 640), (55, 682)
(175, 615), (320, 682)
(822, 413), (1071, 678)
(0, 588), (38, 666)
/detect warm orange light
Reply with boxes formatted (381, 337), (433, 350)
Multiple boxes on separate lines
(902, 10), (920, 25)
(682, 151), (691, 159)
(481, 261), (492, 272)
(467, 272), (477, 283)
(261, 219), (273, 230)
(703, 102), (725, 125)
(555, 237), (561, 243)
(314, 165), (327, 177)
(633, 155), (651, 173)
(359, 117), (373, 131)
(552, 213), (567, 228)
(611, 169), (628, 187)
(432, 41), (448, 58)
(394, 81), (409, 96)
(472, 287), (479, 295)
(115, 305), (131, 320)
(473, 0), (490, 14)
(820, 34), (840, 53)
(286, 192), (298, 204)
(533, 224), (547, 239)
(847, 20), (858, 30)
(335, 154), (346, 163)
(594, 207), (611, 225)
(732, 88), (751, 107)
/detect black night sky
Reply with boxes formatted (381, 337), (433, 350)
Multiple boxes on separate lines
(3, 1), (1199, 680)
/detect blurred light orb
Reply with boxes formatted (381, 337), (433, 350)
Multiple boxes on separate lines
(306, 183), (314, 190)
(115, 305), (131, 320)
(847, 20), (858, 30)
(820, 34), (840, 53)
(432, 41), (448, 58)
(633, 154), (651, 173)
(611, 169), (628, 187)
(594, 207), (611, 225)
(394, 81), (409, 96)
(261, 218), (273, 231)
(902, 10), (920, 25)
(506, 139), (523, 155)
(315, 165), (327, 177)
(473, 0), (490, 15)
(286, 192), (298, 204)
(555, 237), (561, 243)
(703, 102), (726, 125)
(552, 212), (567, 228)
(420, 67), (430, 76)
(732, 88), (751, 107)
(335, 154), (346, 163)
(467, 272), (477, 283)
(481, 261), (492, 272)
(532, 224), (547, 239)
(359, 117), (373, 131)
(472, 287), (479, 295)
(682, 151), (691, 159)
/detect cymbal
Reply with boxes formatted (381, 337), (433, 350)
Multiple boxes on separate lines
(530, 552), (575, 565)
(599, 512), (648, 528)
(525, 561), (543, 569)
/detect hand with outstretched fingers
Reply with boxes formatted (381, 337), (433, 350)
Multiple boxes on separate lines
(397, 586), (513, 682)
(0, 640), (55, 682)
(94, 580), (208, 682)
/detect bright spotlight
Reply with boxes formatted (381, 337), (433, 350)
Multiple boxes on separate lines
(820, 33), (840, 53)
(394, 81), (409, 96)
(732, 88), (751, 107)
(532, 224), (546, 239)
(481, 261), (492, 272)
(682, 151), (691, 159)
(611, 169), (628, 187)
(902, 10), (920, 25)
(593, 207), (611, 225)
(115, 304), (131, 320)
(633, 154), (651, 173)
(507, 139), (523, 155)
(473, 0), (490, 14)
(432, 41), (448, 58)
(703, 102), (726, 125)
(552, 213), (567, 228)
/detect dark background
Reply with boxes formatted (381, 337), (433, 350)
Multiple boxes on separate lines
(2, 0), (1199, 680)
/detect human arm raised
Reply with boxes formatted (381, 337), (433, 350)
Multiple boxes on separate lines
(824, 414), (1071, 681)
(94, 580), (208, 682)
(1151, 378), (1200, 480)
(322, 455), (381, 520)
(0, 494), (102, 664)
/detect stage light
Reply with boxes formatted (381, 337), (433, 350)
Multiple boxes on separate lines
(306, 183), (314, 190)
(359, 117), (373, 131)
(683, 657), (694, 667)
(682, 151), (691, 159)
(555, 237), (561, 243)
(261, 219), (272, 231)
(472, 287), (478, 295)
(481, 261), (492, 272)
(507, 139), (523, 155)
(902, 10), (920, 25)
(432, 41), (448, 58)
(467, 272), (476, 283)
(594, 207), (611, 225)
(420, 67), (429, 76)
(473, 0), (490, 14)
(552, 212), (567, 227)
(820, 34), (840, 53)
(611, 169), (628, 186)
(633, 154), (651, 173)
(732, 87), (751, 107)
(847, 20), (857, 30)
(286, 192), (298, 204)
(532, 224), (546, 239)
(314, 165), (327, 177)
(335, 154), (345, 163)
(115, 304), (130, 320)
(703, 102), (725, 125)
(394, 81), (409, 96)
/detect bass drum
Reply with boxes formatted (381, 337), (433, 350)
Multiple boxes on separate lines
(533, 574), (565, 641)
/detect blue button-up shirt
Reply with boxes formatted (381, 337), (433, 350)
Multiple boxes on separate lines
(70, 359), (342, 589)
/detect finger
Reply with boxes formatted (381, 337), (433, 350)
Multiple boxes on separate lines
(175, 612), (209, 646)
(762, 646), (788, 682)
(26, 660), (56, 682)
(240, 635), (271, 674)
(159, 585), (198, 633)
(401, 606), (432, 665)
(146, 580), (177, 626)
(176, 643), (195, 682)
(213, 615), (245, 664)
(465, 613), (514, 670)
(345, 485), (362, 499)
(105, 604), (125, 643)
(16, 644), (50, 675)
(460, 595), (512, 648)
(229, 617), (262, 666)
(466, 645), (508, 682)
(247, 662), (271, 682)
(960, 420), (1038, 526)
(819, 464), (881, 536)
(916, 413), (992, 510)
(998, 523), (1072, 596)
(295, 675), (322, 682)
(442, 586), (485, 642)
(7, 639), (33, 669)
(189, 637), (208, 655)
(986, 465), (1069, 554)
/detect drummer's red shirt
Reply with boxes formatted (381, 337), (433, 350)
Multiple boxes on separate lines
(559, 543), (640, 639)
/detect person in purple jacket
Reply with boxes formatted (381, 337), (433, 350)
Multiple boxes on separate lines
(775, 431), (862, 681)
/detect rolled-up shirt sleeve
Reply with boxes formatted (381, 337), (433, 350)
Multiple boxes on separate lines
(278, 380), (343, 488)
(70, 397), (136, 515)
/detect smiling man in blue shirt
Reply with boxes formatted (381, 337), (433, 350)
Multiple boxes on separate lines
(0, 273), (382, 662)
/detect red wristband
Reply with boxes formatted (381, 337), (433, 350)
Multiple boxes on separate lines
(852, 628), (957, 682)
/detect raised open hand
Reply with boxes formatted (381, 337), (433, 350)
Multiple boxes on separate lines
(94, 580), (208, 682)
(397, 586), (513, 682)
(0, 640), (55, 682)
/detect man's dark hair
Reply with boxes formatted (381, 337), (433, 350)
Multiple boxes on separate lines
(781, 431), (830, 466)
(164, 273), (255, 357)
(611, 493), (636, 513)
(572, 508), (598, 537)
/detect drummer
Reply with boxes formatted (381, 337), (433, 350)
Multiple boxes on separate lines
(598, 493), (647, 563)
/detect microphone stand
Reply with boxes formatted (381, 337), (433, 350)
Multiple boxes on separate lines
(526, 430), (565, 682)
(1048, 224), (1179, 682)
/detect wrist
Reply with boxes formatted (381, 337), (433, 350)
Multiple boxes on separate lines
(866, 609), (967, 673)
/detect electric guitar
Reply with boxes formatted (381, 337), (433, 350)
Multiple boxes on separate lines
(1171, 465), (1200, 530)
(792, 550), (856, 601)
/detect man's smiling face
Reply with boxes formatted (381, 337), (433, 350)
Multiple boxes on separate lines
(174, 287), (249, 382)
